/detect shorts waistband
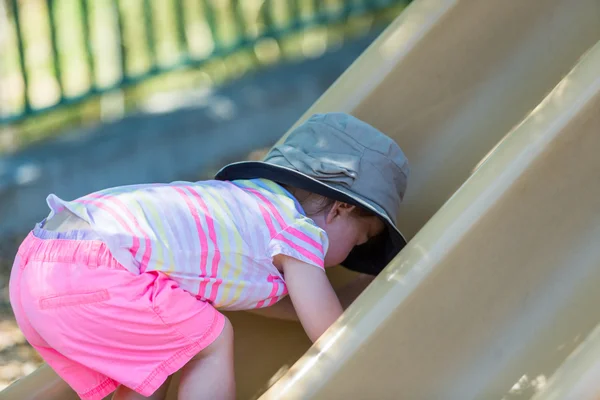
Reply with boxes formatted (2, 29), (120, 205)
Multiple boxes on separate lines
(19, 229), (121, 269)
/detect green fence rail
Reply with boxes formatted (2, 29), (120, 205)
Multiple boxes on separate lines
(1, 0), (409, 125)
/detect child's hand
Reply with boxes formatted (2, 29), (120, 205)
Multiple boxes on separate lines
(276, 255), (343, 342)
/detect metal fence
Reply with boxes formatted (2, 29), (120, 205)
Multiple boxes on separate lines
(1, 0), (409, 125)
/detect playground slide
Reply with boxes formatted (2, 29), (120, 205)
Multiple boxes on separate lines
(531, 324), (600, 400)
(2, 0), (600, 399)
(262, 26), (600, 400)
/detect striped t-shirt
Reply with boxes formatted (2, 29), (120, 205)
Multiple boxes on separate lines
(45, 179), (329, 310)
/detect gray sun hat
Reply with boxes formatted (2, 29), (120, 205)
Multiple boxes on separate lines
(215, 112), (410, 275)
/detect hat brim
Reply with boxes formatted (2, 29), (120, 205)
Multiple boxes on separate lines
(215, 161), (407, 275)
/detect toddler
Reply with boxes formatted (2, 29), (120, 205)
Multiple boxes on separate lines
(9, 113), (409, 399)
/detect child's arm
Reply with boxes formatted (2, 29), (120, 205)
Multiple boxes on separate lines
(276, 254), (343, 342)
(248, 273), (374, 321)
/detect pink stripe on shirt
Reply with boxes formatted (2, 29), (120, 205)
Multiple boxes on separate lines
(173, 187), (209, 297)
(84, 193), (153, 272)
(181, 186), (222, 303)
(75, 198), (142, 261)
(253, 191), (324, 267)
(258, 204), (278, 237)
(246, 188), (323, 253)
(277, 229), (324, 267)
(256, 275), (279, 308)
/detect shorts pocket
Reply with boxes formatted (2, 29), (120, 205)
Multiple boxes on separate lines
(39, 289), (110, 309)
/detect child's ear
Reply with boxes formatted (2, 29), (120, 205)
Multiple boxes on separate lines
(325, 202), (356, 224)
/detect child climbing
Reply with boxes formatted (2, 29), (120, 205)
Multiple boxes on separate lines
(9, 112), (409, 399)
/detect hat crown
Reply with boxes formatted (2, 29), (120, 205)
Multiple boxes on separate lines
(264, 113), (409, 223)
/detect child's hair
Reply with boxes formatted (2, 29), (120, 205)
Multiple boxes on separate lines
(283, 185), (374, 218)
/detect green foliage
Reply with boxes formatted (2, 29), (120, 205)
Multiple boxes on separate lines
(0, 0), (408, 151)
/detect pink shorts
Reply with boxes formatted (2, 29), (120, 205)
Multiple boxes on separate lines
(9, 226), (225, 400)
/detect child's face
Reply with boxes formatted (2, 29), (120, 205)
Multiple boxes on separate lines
(311, 202), (385, 268)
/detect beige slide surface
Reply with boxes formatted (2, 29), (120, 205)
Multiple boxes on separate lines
(2, 0), (600, 399)
(263, 32), (600, 400)
(531, 324), (600, 400)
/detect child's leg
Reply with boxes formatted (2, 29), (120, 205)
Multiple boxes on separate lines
(111, 319), (234, 400)
(112, 377), (171, 400)
(178, 318), (235, 400)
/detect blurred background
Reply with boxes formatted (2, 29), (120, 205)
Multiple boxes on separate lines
(0, 0), (409, 389)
